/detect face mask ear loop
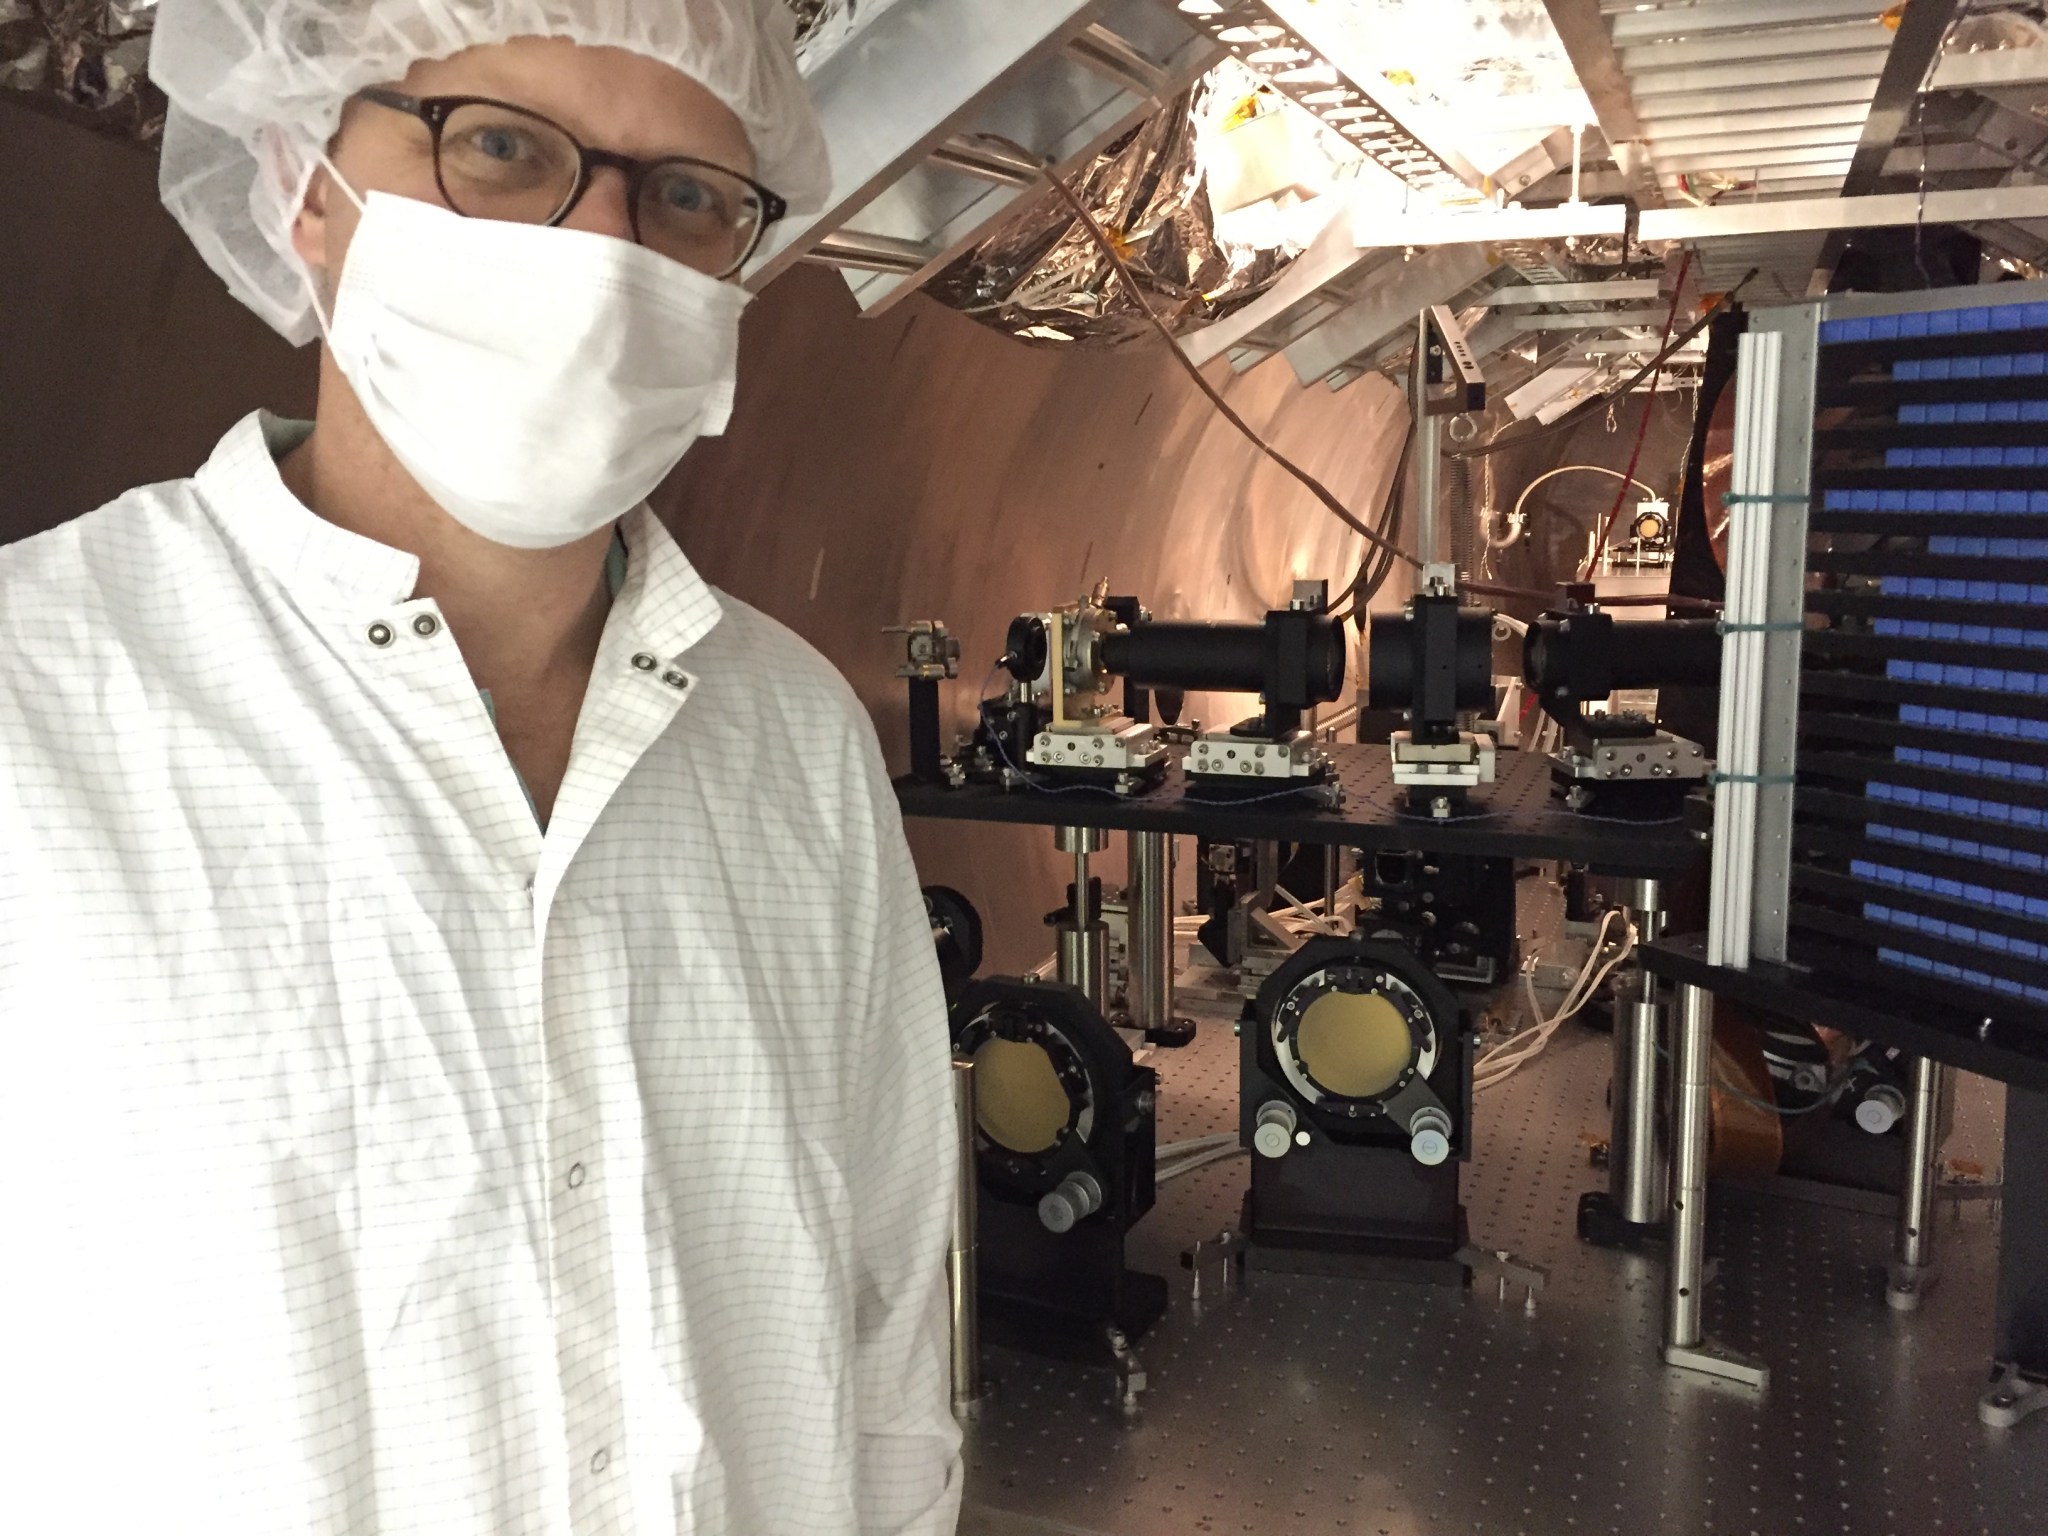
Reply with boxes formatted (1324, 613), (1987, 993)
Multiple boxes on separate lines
(299, 154), (368, 343)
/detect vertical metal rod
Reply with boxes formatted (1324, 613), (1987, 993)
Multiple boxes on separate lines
(1897, 1056), (1944, 1274)
(1412, 311), (1442, 570)
(948, 1054), (986, 1414)
(1665, 983), (1713, 1351)
(1126, 832), (1173, 1035)
(1710, 331), (1783, 971)
(1055, 827), (1106, 1006)
(1613, 881), (1667, 1226)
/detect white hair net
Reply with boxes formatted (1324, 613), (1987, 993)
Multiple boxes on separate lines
(149, 0), (830, 344)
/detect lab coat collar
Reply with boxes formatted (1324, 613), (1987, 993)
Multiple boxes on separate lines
(195, 412), (423, 608)
(195, 411), (724, 664)
(612, 503), (724, 666)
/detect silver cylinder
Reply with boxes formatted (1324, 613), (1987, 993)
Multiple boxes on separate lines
(948, 1055), (984, 1412)
(1126, 832), (1174, 1034)
(1612, 881), (1667, 1225)
(1055, 828), (1107, 1006)
(1897, 1055), (1945, 1273)
(1613, 1000), (1666, 1224)
(1665, 982), (1714, 1351)
(1412, 324), (1443, 571)
(1448, 452), (1477, 579)
(1057, 921), (1107, 1007)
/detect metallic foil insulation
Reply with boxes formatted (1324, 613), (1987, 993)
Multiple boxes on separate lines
(790, 0), (903, 71)
(2, 0), (164, 139)
(927, 75), (1300, 350)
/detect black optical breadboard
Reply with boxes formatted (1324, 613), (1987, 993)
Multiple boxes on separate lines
(894, 742), (1696, 876)
(1795, 296), (2048, 1038)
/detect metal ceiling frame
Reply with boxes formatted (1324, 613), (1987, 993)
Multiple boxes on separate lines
(1173, 0), (1481, 194)
(1542, 0), (1663, 209)
(746, 0), (1220, 314)
(759, 0), (2048, 397)
(1641, 181), (2048, 240)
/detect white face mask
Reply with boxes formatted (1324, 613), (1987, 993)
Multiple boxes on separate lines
(309, 163), (751, 550)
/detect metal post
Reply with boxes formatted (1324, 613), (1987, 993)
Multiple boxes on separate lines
(948, 1054), (990, 1416)
(1663, 983), (1768, 1387)
(1887, 1055), (1944, 1312)
(1412, 310), (1442, 570)
(1054, 826), (1107, 1006)
(1984, 1085), (2048, 1427)
(1613, 880), (1667, 1227)
(1126, 832), (1174, 1036)
(1665, 983), (1711, 1347)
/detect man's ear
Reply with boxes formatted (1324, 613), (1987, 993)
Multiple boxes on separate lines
(290, 162), (331, 276)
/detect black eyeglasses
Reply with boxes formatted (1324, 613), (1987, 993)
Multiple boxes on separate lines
(355, 88), (787, 279)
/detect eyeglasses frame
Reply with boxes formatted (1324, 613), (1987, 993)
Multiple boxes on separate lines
(353, 87), (788, 278)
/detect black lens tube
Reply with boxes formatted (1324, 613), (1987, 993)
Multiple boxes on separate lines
(1523, 611), (1720, 712)
(1099, 611), (1346, 708)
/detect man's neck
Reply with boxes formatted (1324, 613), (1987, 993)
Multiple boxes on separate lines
(278, 353), (615, 699)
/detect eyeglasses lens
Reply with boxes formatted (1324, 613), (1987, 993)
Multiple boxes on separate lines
(438, 101), (583, 224)
(437, 101), (764, 276)
(637, 163), (764, 277)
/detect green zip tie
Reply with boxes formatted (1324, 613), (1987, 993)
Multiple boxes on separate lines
(1717, 620), (1807, 634)
(1722, 492), (1812, 505)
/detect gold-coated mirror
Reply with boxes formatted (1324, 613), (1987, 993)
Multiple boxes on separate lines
(972, 1037), (1071, 1155)
(1294, 989), (1413, 1100)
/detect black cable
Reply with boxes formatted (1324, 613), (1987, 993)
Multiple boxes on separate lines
(1330, 421), (1413, 620)
(976, 134), (1420, 571)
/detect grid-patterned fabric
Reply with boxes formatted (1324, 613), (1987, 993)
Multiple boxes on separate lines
(0, 412), (963, 1536)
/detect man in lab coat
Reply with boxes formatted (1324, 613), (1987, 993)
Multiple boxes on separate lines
(0, 3), (962, 1533)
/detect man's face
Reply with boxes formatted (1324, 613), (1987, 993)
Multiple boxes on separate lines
(290, 35), (757, 290)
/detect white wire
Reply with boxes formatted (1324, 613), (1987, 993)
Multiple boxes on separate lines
(1488, 909), (1620, 1060)
(1474, 910), (1636, 1091)
(1486, 921), (1631, 1077)
(1273, 885), (1321, 914)
(1476, 935), (1633, 1090)
(1157, 1132), (1237, 1160)
(1156, 1145), (1246, 1184)
(1510, 465), (1660, 559)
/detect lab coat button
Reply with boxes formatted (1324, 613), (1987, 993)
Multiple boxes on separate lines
(412, 614), (440, 638)
(631, 652), (657, 672)
(567, 1162), (586, 1189)
(366, 622), (394, 647)
(590, 1448), (610, 1474)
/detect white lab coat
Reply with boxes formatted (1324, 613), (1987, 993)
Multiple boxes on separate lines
(0, 413), (963, 1536)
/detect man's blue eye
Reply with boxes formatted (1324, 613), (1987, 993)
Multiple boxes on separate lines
(662, 175), (711, 214)
(477, 128), (522, 161)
